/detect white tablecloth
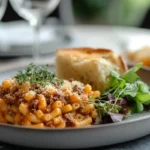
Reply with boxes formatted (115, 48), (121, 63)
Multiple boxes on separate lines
(0, 21), (150, 71)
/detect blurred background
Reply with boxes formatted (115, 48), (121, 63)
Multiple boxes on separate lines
(2, 0), (150, 28)
(0, 0), (150, 69)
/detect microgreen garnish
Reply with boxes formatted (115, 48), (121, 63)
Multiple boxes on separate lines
(90, 96), (121, 115)
(16, 63), (63, 86)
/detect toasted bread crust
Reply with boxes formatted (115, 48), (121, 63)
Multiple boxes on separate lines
(118, 55), (128, 73)
(56, 47), (127, 91)
(56, 47), (127, 73)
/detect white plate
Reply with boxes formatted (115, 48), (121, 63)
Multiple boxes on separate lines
(0, 64), (150, 149)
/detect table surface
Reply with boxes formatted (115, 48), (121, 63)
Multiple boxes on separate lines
(0, 23), (150, 150)
(0, 134), (150, 150)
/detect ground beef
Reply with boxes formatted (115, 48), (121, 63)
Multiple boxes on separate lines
(4, 94), (17, 105)
(30, 99), (39, 111)
(73, 85), (83, 95)
(36, 88), (44, 94)
(0, 88), (8, 97)
(46, 92), (68, 105)
(64, 113), (74, 126)
(15, 91), (23, 98)
(45, 105), (52, 113)
(45, 121), (55, 128)
(16, 98), (24, 106)
(0, 86), (24, 105)
(46, 97), (54, 105)
(8, 110), (16, 117)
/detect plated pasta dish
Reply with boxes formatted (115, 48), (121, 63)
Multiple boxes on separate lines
(0, 64), (100, 128)
(0, 48), (150, 129)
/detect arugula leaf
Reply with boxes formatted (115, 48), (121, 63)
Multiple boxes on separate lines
(110, 71), (120, 79)
(121, 63), (142, 83)
(136, 102), (144, 112)
(129, 63), (143, 72)
(123, 83), (138, 97)
(138, 81), (149, 93)
(135, 92), (150, 103)
(109, 71), (123, 87)
(122, 71), (139, 83)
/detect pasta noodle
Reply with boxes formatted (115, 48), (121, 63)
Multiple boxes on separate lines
(56, 119), (66, 128)
(70, 94), (81, 104)
(14, 113), (21, 124)
(31, 123), (44, 128)
(62, 104), (72, 113)
(75, 114), (84, 122)
(82, 104), (95, 114)
(27, 113), (41, 124)
(5, 114), (14, 123)
(53, 117), (61, 125)
(42, 108), (61, 122)
(72, 103), (80, 110)
(38, 95), (47, 110)
(19, 103), (29, 116)
(74, 117), (92, 127)
(24, 91), (36, 102)
(35, 110), (44, 119)
(52, 101), (63, 109)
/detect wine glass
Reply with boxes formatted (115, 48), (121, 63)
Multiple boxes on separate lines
(0, 0), (7, 52)
(9, 0), (60, 62)
(0, 0), (7, 20)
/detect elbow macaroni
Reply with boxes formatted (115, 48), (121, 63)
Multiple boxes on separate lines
(24, 91), (36, 102)
(74, 117), (92, 127)
(0, 76), (101, 128)
(82, 104), (95, 114)
(19, 103), (29, 116)
(42, 108), (61, 122)
(52, 101), (63, 109)
(57, 119), (66, 128)
(62, 104), (72, 113)
(38, 95), (47, 110)
(72, 103), (80, 111)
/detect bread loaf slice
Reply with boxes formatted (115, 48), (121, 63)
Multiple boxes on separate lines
(56, 47), (127, 92)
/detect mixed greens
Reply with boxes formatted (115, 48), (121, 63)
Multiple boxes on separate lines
(91, 63), (150, 123)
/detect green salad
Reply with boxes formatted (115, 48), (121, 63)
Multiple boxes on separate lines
(90, 63), (150, 123)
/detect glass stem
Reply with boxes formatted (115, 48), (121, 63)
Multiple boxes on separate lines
(32, 23), (41, 63)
